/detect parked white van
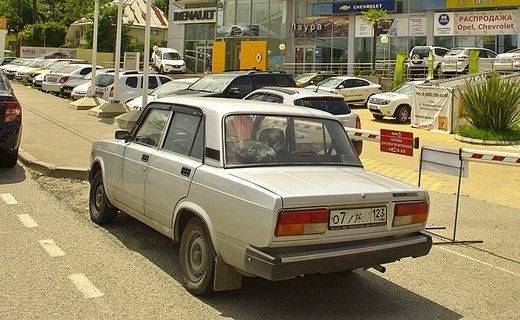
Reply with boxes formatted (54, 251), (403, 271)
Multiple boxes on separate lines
(151, 48), (186, 74)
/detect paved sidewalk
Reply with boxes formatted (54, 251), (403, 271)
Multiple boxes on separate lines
(13, 82), (520, 209)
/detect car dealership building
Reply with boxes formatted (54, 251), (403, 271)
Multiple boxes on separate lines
(168, 0), (520, 74)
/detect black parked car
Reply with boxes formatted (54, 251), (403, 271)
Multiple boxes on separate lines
(0, 70), (22, 167)
(172, 70), (296, 99)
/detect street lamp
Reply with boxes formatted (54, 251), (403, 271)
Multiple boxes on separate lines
(380, 35), (389, 73)
(279, 43), (286, 71)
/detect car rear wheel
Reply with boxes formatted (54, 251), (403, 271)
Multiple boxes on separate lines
(89, 171), (118, 224)
(0, 148), (18, 167)
(179, 217), (215, 296)
(395, 105), (410, 124)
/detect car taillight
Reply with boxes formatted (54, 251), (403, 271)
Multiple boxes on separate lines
(275, 208), (329, 236)
(355, 114), (361, 129)
(353, 114), (363, 155)
(458, 55), (468, 62)
(59, 76), (69, 84)
(3, 101), (22, 123)
(393, 202), (428, 226)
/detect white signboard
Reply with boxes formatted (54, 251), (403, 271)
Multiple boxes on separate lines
(411, 85), (453, 132)
(20, 46), (77, 59)
(356, 15), (426, 37)
(420, 146), (468, 178)
(124, 52), (140, 71)
(454, 10), (517, 35)
(434, 12), (455, 36)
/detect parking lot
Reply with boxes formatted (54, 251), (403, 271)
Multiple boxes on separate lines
(7, 80), (520, 319)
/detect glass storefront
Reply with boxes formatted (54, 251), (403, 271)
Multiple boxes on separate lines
(171, 0), (520, 74)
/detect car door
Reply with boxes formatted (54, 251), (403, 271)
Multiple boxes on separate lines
(337, 79), (365, 103)
(144, 105), (204, 227)
(116, 107), (171, 215)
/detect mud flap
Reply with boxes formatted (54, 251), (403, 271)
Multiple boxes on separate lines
(213, 255), (243, 292)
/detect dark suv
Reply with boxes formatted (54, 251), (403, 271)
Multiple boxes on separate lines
(173, 70), (296, 99)
(0, 70), (22, 167)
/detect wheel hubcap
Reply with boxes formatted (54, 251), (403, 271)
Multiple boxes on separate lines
(188, 235), (206, 280)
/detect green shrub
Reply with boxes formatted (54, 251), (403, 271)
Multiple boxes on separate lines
(457, 74), (520, 133)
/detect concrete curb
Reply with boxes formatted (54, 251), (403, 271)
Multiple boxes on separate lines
(454, 135), (520, 146)
(18, 148), (89, 181)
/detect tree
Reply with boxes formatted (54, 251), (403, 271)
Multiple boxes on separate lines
(0, 0), (33, 33)
(361, 8), (390, 73)
(25, 22), (67, 47)
(84, 2), (133, 55)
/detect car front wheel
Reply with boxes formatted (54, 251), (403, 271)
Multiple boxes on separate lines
(179, 217), (215, 296)
(395, 105), (410, 124)
(89, 171), (118, 224)
(372, 114), (384, 120)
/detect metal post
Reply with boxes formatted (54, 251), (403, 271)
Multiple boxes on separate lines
(141, 0), (152, 108)
(113, 0), (123, 101)
(89, 0), (100, 98)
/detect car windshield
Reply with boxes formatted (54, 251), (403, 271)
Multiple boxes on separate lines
(294, 97), (352, 115)
(164, 52), (182, 60)
(95, 74), (115, 86)
(392, 82), (415, 95)
(293, 73), (315, 82)
(315, 77), (343, 88)
(188, 74), (237, 93)
(224, 114), (361, 167)
(152, 80), (195, 97)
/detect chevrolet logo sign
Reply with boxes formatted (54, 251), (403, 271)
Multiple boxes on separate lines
(339, 5), (351, 11)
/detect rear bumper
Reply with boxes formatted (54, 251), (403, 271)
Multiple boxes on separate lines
(0, 123), (22, 152)
(244, 232), (432, 281)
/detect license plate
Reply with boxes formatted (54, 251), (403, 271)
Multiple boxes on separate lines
(329, 207), (387, 230)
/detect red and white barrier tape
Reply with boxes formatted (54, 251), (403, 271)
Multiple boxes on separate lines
(345, 128), (380, 142)
(460, 148), (520, 166)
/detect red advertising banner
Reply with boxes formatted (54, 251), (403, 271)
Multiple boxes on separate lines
(380, 129), (414, 157)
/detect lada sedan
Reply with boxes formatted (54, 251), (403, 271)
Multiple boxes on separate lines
(89, 97), (432, 295)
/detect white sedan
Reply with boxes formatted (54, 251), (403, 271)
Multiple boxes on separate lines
(306, 76), (382, 106)
(367, 80), (426, 123)
(493, 48), (520, 72)
(126, 77), (199, 110)
(89, 96), (432, 295)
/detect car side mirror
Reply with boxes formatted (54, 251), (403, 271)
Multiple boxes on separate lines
(229, 87), (240, 95)
(115, 130), (130, 140)
(338, 85), (345, 89)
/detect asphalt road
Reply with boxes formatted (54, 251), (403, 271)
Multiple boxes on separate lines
(1, 164), (519, 319)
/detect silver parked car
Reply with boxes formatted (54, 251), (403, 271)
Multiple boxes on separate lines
(89, 96), (432, 295)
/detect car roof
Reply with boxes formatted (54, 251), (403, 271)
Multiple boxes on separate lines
(153, 96), (338, 120)
(248, 86), (344, 98)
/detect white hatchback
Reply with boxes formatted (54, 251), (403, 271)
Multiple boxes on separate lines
(96, 72), (172, 104)
(440, 47), (497, 76)
(306, 76), (382, 106)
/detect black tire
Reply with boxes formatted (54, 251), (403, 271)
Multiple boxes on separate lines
(89, 171), (118, 224)
(395, 105), (411, 124)
(179, 217), (215, 296)
(0, 148), (18, 167)
(372, 114), (384, 120)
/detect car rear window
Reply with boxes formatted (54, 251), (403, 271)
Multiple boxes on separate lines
(447, 49), (465, 56)
(411, 47), (430, 58)
(294, 97), (352, 115)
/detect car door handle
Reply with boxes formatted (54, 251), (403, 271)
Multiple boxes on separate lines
(181, 167), (191, 177)
(141, 154), (150, 162)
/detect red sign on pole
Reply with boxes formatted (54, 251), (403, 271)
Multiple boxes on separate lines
(380, 129), (414, 157)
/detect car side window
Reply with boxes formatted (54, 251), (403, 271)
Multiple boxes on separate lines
(274, 75), (291, 86)
(246, 93), (266, 101)
(80, 67), (92, 75)
(230, 77), (253, 95)
(126, 76), (138, 88)
(160, 76), (172, 85)
(134, 109), (171, 148)
(163, 112), (203, 159)
(148, 76), (158, 89)
(265, 94), (283, 103)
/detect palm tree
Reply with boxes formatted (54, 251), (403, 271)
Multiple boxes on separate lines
(361, 8), (389, 73)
